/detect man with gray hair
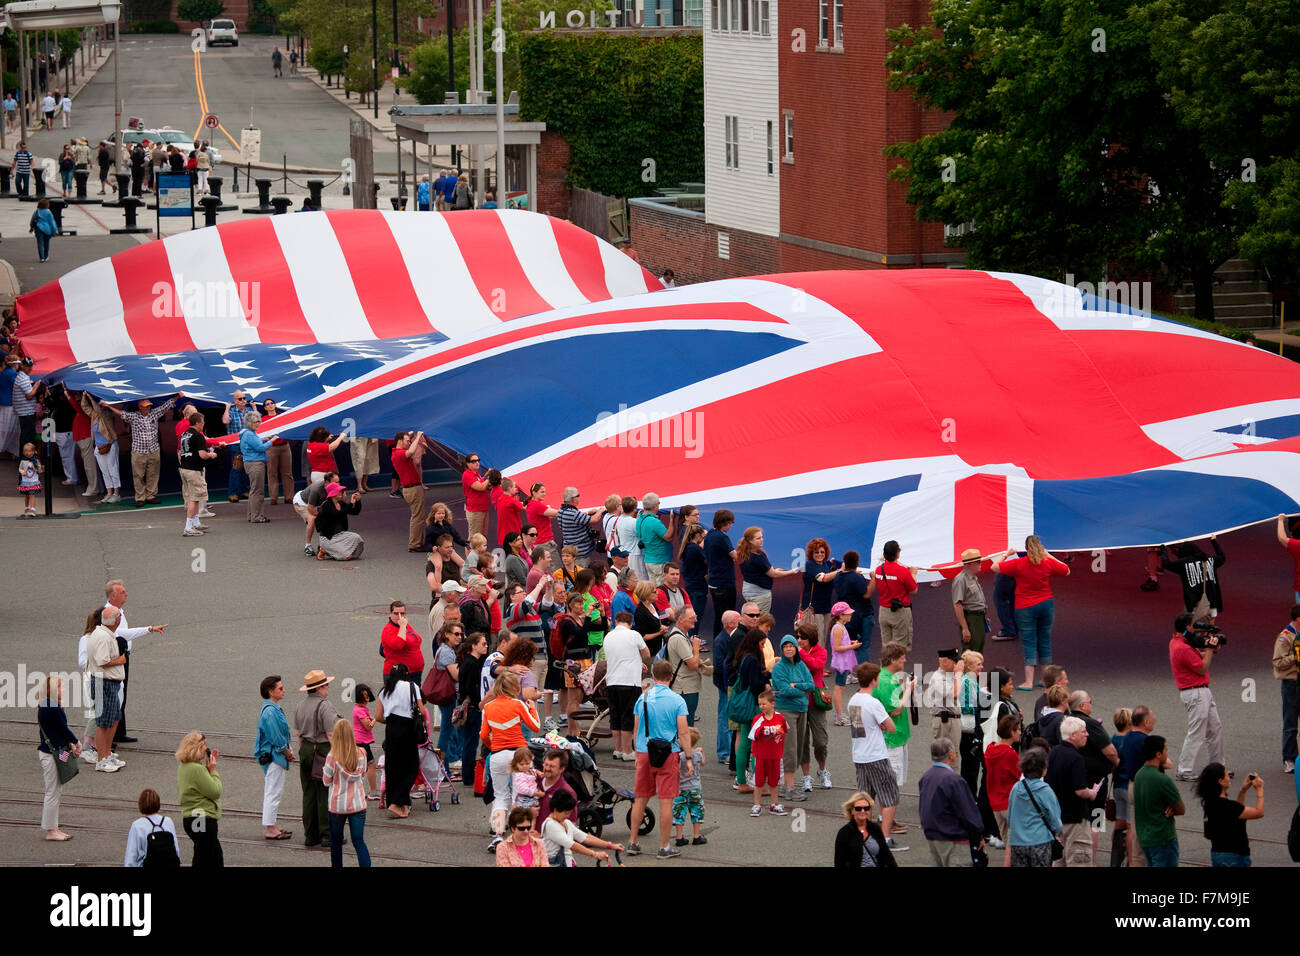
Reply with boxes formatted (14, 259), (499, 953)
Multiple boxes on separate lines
(917, 736), (984, 866)
(636, 493), (677, 586)
(87, 605), (126, 771)
(104, 579), (167, 747)
(221, 390), (253, 502)
(108, 392), (180, 506)
(713, 609), (741, 764)
(1046, 715), (1104, 866)
(557, 486), (603, 566)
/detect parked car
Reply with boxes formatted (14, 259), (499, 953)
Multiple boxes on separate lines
(207, 19), (239, 47)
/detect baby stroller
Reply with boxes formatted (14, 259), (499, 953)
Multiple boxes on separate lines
(528, 735), (654, 841)
(567, 658), (612, 750)
(418, 742), (460, 812)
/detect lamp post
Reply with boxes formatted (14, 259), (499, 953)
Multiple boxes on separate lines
(107, 1), (119, 177)
(445, 0), (454, 95)
(371, 0), (378, 119)
(494, 0), (502, 208)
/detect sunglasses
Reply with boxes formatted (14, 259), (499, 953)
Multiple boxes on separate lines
(513, 825), (532, 831)
(852, 806), (870, 812)
(467, 458), (480, 463)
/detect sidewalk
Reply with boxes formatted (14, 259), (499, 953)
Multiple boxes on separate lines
(8, 42), (114, 142)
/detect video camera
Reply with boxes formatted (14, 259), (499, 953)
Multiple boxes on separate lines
(1183, 621), (1227, 649)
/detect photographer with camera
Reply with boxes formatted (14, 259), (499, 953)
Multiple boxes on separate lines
(1169, 611), (1224, 781)
(1162, 536), (1226, 622)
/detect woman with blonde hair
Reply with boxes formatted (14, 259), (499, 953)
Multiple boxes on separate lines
(175, 731), (223, 867)
(633, 579), (666, 657)
(322, 718), (371, 867)
(833, 790), (896, 867)
(480, 670), (540, 852)
(736, 526), (799, 615)
(36, 675), (80, 842)
(992, 535), (1070, 691)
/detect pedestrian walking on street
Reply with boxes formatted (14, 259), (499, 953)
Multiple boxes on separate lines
(59, 92), (71, 129)
(29, 199), (57, 262)
(272, 48), (283, 77)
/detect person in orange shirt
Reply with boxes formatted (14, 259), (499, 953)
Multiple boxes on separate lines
(480, 671), (541, 851)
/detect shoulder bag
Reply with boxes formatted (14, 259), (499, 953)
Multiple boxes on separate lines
(1023, 781), (1065, 861)
(640, 689), (678, 768)
(40, 722), (79, 785)
(409, 681), (429, 746)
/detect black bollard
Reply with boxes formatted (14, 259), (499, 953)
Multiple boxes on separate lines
(35, 175), (46, 199)
(242, 178), (275, 214)
(199, 195), (220, 227)
(110, 196), (151, 234)
(371, 181), (380, 209)
(67, 169), (99, 205)
(208, 175), (236, 211)
(102, 172), (130, 208)
(307, 179), (324, 209)
(48, 198), (76, 235)
(270, 196), (293, 215)
(0, 167), (11, 197)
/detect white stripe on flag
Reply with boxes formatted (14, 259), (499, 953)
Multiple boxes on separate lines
(1005, 475), (1036, 547)
(599, 235), (658, 296)
(381, 211), (500, 337)
(61, 257), (133, 362)
(161, 226), (262, 350)
(270, 214), (374, 342)
(496, 209), (589, 310)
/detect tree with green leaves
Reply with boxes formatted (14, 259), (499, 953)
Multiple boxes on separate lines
(176, 0), (226, 23)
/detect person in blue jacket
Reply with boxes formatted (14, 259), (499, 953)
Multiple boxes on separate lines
(255, 675), (294, 840)
(771, 634), (817, 803)
(238, 410), (279, 523)
(417, 175), (431, 211)
(29, 199), (57, 262)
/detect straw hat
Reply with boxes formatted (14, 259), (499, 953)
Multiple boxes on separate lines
(298, 670), (335, 692)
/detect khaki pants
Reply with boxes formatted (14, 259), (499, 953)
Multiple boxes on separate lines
(350, 437), (379, 484)
(77, 436), (101, 495)
(265, 443), (294, 502)
(131, 448), (160, 501)
(932, 713), (962, 752)
(879, 606), (914, 649)
(246, 460), (267, 519)
(1053, 821), (1095, 867)
(466, 510), (487, 540)
(403, 485), (426, 549)
(927, 840), (972, 867)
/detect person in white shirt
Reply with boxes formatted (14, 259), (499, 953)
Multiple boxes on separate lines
(104, 579), (168, 746)
(124, 788), (179, 866)
(602, 612), (650, 760)
(848, 662), (904, 847)
(41, 93), (55, 129)
(540, 789), (622, 866)
(59, 94), (71, 128)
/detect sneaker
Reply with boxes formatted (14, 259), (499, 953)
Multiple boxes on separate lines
(81, 748), (99, 764)
(1285, 760), (1295, 774)
(787, 788), (808, 802)
(198, 509), (216, 518)
(194, 524), (210, 532)
(182, 528), (203, 536)
(388, 490), (402, 499)
(992, 633), (1019, 641)
(1175, 771), (1195, 782)
(61, 478), (77, 485)
(769, 804), (788, 816)
(802, 775), (813, 792)
(692, 836), (708, 845)
(656, 846), (681, 859)
(541, 717), (558, 733)
(95, 758), (120, 773)
(675, 837), (689, 847)
(108, 754), (126, 767)
(885, 838), (909, 852)
(818, 769), (833, 789)
(556, 715), (568, 726)
(1139, 578), (1159, 592)
(749, 805), (763, 817)
(304, 545), (317, 556)
(486, 835), (502, 853)
(986, 835), (1006, 849)
(448, 761), (462, 771)
(626, 842), (643, 855)
(611, 750), (624, 761)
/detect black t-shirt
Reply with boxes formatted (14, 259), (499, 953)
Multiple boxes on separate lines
(1203, 797), (1249, 856)
(560, 617), (588, 658)
(178, 427), (207, 470)
(1045, 743), (1089, 823)
(1071, 711), (1115, 782)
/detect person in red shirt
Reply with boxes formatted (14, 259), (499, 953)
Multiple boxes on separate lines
(381, 601), (425, 685)
(305, 426), (345, 482)
(67, 386), (102, 497)
(392, 431), (427, 552)
(984, 714), (1023, 865)
(872, 540), (918, 651)
(749, 689), (789, 816)
(461, 453), (491, 541)
(1276, 514), (1300, 603)
(1168, 611), (1224, 781)
(992, 535), (1070, 691)
(525, 482), (560, 564)
(493, 476), (526, 547)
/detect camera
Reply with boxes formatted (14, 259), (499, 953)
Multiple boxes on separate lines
(889, 599), (905, 612)
(1184, 622), (1226, 649)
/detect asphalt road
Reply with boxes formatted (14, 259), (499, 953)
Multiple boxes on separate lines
(20, 35), (363, 173)
(1, 480), (1297, 868)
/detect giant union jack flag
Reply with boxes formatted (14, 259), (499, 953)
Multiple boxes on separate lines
(20, 213), (1300, 568)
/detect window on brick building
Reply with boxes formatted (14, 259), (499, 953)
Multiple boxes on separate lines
(725, 115), (740, 169)
(782, 112), (794, 163)
(834, 0), (844, 45)
(766, 120), (774, 175)
(818, 0), (828, 44)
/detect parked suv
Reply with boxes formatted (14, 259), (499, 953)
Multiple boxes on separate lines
(207, 19), (239, 46)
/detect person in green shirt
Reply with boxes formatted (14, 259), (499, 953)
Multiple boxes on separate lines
(875, 642), (916, 842)
(176, 730), (223, 867)
(1132, 734), (1184, 867)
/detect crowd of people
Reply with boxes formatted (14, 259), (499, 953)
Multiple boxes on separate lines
(15, 372), (1300, 866)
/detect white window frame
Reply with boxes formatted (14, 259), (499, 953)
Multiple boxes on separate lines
(728, 0), (739, 32)
(834, 0), (844, 46)
(759, 0), (770, 35)
(766, 120), (774, 175)
(710, 0), (718, 30)
(782, 111), (794, 163)
(725, 115), (740, 169)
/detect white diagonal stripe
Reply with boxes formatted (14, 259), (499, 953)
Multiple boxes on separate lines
(61, 257), (133, 362)
(271, 214), (373, 342)
(381, 211), (501, 337)
(496, 209), (588, 310)
(161, 225), (261, 349)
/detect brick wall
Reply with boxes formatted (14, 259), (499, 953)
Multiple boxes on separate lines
(173, 0), (250, 30)
(631, 200), (779, 284)
(536, 130), (572, 220)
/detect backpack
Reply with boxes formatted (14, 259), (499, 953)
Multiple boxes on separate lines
(141, 817), (179, 868)
(548, 618), (566, 660)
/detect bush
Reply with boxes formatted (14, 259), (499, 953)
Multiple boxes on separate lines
(175, 0), (225, 23)
(124, 20), (181, 33)
(519, 33), (702, 199)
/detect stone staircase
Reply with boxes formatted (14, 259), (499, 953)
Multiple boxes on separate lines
(1171, 258), (1274, 329)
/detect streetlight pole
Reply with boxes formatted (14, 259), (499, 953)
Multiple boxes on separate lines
(446, 0), (454, 95)
(112, 18), (119, 176)
(371, 0), (378, 120)
(494, 0), (503, 209)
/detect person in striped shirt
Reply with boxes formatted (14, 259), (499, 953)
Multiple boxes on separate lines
(321, 719), (370, 867)
(557, 487), (604, 565)
(11, 142), (32, 197)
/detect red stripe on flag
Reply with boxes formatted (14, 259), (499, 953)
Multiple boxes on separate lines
(219, 218), (317, 343)
(952, 473), (1009, 564)
(17, 281), (74, 374)
(325, 211), (429, 338)
(442, 213), (551, 319)
(549, 217), (612, 302)
(116, 242), (198, 355)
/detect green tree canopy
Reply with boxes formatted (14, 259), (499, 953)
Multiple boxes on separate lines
(176, 0), (226, 23)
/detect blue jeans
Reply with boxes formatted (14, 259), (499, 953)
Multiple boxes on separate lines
(853, 614), (876, 665)
(328, 810), (370, 867)
(682, 692), (698, 727)
(15, 171), (29, 196)
(228, 460), (249, 497)
(35, 231), (50, 260)
(1143, 839), (1179, 867)
(438, 702), (462, 764)
(1015, 599), (1055, 667)
(994, 575), (1018, 636)
(715, 685), (730, 761)
(460, 705), (482, 777)
(61, 169), (73, 191)
(686, 589), (707, 636)
(1210, 851), (1251, 867)
(1282, 678), (1299, 764)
